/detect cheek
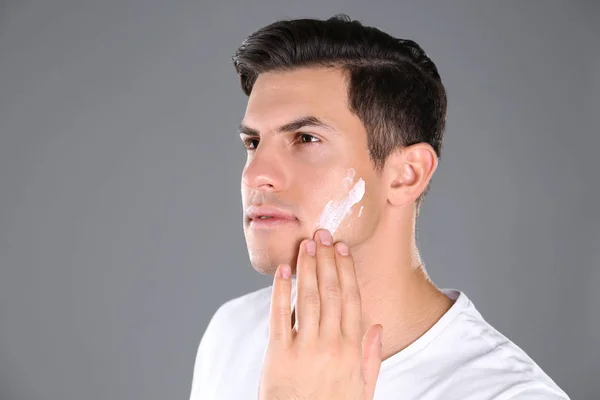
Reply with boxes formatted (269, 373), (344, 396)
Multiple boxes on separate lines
(314, 178), (365, 235)
(333, 190), (379, 245)
(310, 168), (375, 239)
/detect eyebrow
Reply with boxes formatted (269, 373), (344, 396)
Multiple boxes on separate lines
(238, 116), (336, 136)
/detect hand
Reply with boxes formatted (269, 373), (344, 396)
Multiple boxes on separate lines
(258, 229), (383, 400)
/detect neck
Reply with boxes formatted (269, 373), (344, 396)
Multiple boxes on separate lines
(352, 207), (454, 361)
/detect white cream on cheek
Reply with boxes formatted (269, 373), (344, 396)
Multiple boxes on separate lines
(316, 168), (365, 235)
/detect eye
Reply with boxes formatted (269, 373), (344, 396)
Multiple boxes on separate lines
(295, 133), (320, 145)
(242, 137), (259, 150)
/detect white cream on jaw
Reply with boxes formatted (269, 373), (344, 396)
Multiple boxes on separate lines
(316, 168), (365, 235)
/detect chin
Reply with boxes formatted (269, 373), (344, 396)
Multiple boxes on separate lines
(246, 241), (300, 276)
(248, 250), (295, 276)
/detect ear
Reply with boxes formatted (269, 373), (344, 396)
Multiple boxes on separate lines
(382, 143), (438, 207)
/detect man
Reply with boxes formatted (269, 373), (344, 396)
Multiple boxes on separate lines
(189, 15), (570, 399)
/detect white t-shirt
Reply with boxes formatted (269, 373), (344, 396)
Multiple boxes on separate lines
(189, 277), (569, 399)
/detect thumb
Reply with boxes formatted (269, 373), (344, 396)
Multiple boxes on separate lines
(361, 324), (383, 400)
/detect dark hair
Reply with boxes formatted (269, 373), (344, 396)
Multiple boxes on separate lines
(232, 14), (447, 207)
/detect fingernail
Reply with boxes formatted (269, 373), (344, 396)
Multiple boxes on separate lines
(318, 230), (332, 246)
(280, 264), (291, 279)
(305, 240), (316, 256)
(379, 327), (383, 346)
(335, 242), (349, 256)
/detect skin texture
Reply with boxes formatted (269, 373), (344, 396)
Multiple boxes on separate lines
(240, 67), (454, 397)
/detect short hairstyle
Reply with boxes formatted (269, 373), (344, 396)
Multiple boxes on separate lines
(232, 14), (447, 207)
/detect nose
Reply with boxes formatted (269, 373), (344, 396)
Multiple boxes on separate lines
(241, 146), (287, 193)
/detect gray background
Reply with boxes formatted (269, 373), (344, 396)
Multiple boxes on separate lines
(0, 1), (598, 399)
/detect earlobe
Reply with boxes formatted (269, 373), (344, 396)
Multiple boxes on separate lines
(385, 144), (437, 207)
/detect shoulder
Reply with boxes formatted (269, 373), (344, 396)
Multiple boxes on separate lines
(214, 283), (274, 328)
(436, 291), (570, 399)
(198, 283), (274, 344)
(188, 283), (274, 399)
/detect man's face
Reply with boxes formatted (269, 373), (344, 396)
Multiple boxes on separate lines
(240, 67), (384, 275)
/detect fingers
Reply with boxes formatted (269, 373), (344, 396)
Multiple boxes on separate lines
(293, 229), (362, 344)
(268, 263), (293, 346)
(315, 229), (343, 339)
(296, 238), (320, 341)
(361, 324), (384, 400)
(334, 241), (362, 340)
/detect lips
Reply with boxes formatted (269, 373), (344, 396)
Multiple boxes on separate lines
(246, 205), (296, 222)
